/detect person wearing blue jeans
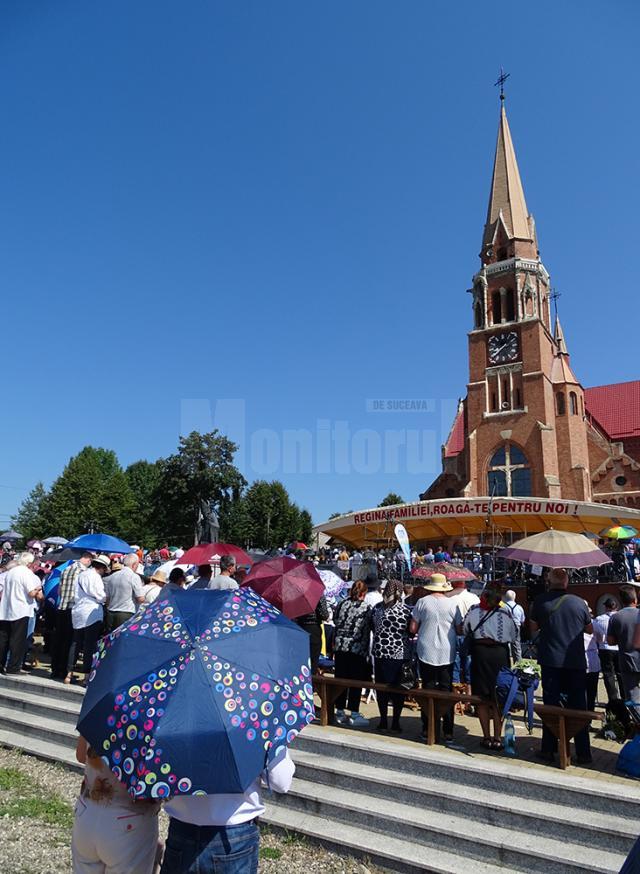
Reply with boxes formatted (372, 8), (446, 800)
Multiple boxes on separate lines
(160, 749), (294, 873)
(162, 819), (259, 874)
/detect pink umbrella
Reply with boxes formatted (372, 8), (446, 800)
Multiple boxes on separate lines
(241, 557), (324, 619)
(412, 561), (477, 581)
(500, 530), (612, 569)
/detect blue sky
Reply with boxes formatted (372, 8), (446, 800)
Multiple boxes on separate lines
(1, 1), (638, 529)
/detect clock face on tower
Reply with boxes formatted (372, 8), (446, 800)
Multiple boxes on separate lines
(488, 331), (519, 364)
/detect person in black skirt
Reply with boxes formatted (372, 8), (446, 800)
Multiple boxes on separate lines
(461, 582), (517, 750)
(371, 579), (411, 732)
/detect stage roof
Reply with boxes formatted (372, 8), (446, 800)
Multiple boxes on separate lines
(313, 497), (640, 548)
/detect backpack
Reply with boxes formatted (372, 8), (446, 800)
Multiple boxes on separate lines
(617, 735), (640, 778)
(496, 666), (539, 733)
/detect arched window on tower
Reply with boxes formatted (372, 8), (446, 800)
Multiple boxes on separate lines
(505, 289), (515, 322)
(474, 300), (483, 329)
(487, 444), (532, 497)
(491, 291), (502, 325)
(570, 392), (578, 415)
(556, 392), (566, 416)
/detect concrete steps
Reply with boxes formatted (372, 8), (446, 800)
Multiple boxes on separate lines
(0, 673), (636, 873)
(292, 749), (632, 855)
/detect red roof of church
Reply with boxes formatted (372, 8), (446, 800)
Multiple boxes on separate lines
(584, 380), (640, 441)
(444, 408), (465, 457)
(442, 380), (640, 458)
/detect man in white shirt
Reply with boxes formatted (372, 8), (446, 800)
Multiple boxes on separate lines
(0, 552), (42, 674)
(67, 555), (109, 685)
(209, 555), (239, 591)
(160, 750), (294, 873)
(364, 578), (383, 608)
(449, 579), (480, 684)
(504, 589), (526, 662)
(104, 553), (145, 632)
(593, 598), (623, 703)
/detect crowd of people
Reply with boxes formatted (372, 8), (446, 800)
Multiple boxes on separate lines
(327, 564), (640, 768)
(1, 537), (640, 872)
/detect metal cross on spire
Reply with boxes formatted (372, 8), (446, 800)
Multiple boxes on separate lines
(550, 287), (562, 321)
(494, 67), (510, 102)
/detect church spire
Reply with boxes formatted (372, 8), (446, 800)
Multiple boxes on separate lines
(482, 103), (536, 260)
(554, 316), (569, 355)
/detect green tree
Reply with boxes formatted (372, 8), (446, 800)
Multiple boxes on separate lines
(12, 482), (48, 540)
(236, 480), (308, 549)
(378, 492), (404, 507)
(39, 447), (136, 540)
(153, 431), (246, 545)
(125, 460), (163, 545)
(298, 509), (313, 544)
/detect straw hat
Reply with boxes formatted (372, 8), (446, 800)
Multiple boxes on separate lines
(92, 554), (111, 569)
(423, 572), (452, 593)
(150, 569), (167, 585)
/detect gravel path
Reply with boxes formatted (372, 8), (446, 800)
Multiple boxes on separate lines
(0, 748), (380, 874)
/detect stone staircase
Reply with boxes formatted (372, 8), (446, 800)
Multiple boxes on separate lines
(0, 672), (637, 873)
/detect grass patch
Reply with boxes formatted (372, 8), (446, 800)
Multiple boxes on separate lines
(281, 830), (306, 846)
(0, 767), (32, 791)
(259, 847), (283, 860)
(0, 795), (73, 829)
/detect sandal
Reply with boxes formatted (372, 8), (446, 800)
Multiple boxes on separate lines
(491, 738), (504, 750)
(480, 738), (494, 750)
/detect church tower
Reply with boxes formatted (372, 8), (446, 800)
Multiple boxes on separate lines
(425, 93), (593, 502)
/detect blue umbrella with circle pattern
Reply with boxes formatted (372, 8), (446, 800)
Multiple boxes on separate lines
(76, 587), (314, 799)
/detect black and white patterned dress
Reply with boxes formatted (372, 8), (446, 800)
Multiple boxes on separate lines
(333, 600), (372, 657)
(372, 601), (412, 660)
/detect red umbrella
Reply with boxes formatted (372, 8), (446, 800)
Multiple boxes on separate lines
(411, 561), (477, 582)
(180, 542), (252, 567)
(241, 557), (324, 619)
(288, 541), (308, 551)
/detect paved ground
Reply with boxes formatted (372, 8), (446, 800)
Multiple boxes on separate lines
(324, 679), (634, 785)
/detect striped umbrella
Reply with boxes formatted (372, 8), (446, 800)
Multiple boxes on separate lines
(500, 530), (612, 569)
(600, 525), (638, 541)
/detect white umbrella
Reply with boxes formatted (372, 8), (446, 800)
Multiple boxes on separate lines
(318, 568), (349, 603)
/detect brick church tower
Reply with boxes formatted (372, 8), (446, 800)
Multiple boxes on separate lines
(423, 96), (593, 502)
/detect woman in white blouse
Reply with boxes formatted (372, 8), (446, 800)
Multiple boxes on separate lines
(65, 555), (109, 686)
(461, 582), (517, 750)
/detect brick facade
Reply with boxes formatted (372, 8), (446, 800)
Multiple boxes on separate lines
(422, 104), (640, 507)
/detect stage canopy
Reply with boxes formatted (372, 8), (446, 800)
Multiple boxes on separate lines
(314, 497), (640, 549)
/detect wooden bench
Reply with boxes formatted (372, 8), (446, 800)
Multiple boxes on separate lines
(533, 702), (603, 769)
(312, 674), (604, 769)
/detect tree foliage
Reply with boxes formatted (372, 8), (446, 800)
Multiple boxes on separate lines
(152, 431), (246, 546)
(378, 492), (404, 507)
(13, 432), (313, 549)
(23, 447), (137, 540)
(12, 482), (47, 541)
(224, 480), (313, 550)
(125, 460), (163, 545)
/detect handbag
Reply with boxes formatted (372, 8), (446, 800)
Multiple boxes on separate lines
(399, 660), (416, 691)
(460, 606), (500, 663)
